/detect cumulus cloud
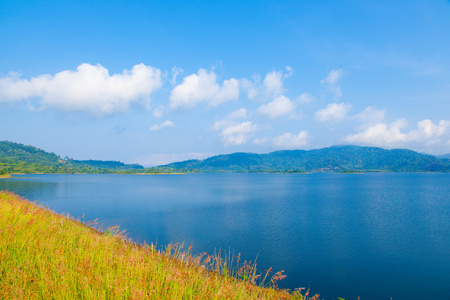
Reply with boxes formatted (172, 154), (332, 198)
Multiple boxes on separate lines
(321, 68), (344, 98)
(242, 67), (292, 100)
(150, 120), (175, 131)
(210, 108), (248, 130)
(353, 106), (386, 126)
(257, 95), (296, 119)
(211, 109), (257, 146)
(241, 75), (261, 99)
(297, 93), (315, 104)
(254, 131), (309, 149)
(169, 69), (239, 109)
(417, 119), (450, 138)
(219, 121), (258, 146)
(344, 119), (450, 149)
(345, 119), (408, 147)
(315, 103), (351, 123)
(0, 63), (163, 116)
(263, 71), (284, 96)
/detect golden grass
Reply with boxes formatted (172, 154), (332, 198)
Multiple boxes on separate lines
(0, 191), (318, 299)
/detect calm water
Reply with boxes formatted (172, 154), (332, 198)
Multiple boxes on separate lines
(1, 173), (449, 300)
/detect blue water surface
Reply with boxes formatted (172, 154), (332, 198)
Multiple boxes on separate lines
(1, 173), (449, 300)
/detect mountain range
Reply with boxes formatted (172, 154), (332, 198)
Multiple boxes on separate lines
(1, 140), (449, 174)
(163, 145), (450, 173)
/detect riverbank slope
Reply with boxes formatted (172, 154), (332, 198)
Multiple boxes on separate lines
(0, 191), (310, 299)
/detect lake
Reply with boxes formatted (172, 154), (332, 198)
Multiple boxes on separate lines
(1, 173), (449, 300)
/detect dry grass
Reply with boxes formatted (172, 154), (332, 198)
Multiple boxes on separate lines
(0, 191), (318, 299)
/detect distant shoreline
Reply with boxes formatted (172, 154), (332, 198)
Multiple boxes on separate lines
(133, 172), (185, 175)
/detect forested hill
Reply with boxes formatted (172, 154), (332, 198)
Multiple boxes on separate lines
(437, 153), (450, 159)
(72, 160), (144, 171)
(162, 145), (450, 173)
(0, 141), (143, 174)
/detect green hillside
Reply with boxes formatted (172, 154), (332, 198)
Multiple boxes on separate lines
(163, 145), (450, 173)
(3, 141), (448, 174)
(72, 159), (144, 171)
(436, 153), (450, 159)
(0, 141), (143, 174)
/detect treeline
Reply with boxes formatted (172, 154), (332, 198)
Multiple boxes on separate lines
(3, 140), (449, 175)
(72, 159), (144, 171)
(0, 141), (143, 175)
(163, 145), (450, 173)
(0, 157), (109, 175)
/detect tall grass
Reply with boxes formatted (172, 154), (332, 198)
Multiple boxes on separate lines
(0, 191), (318, 299)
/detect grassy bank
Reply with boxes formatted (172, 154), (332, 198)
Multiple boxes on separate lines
(0, 191), (317, 299)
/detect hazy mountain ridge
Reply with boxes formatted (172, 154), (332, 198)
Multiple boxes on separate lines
(436, 153), (450, 159)
(163, 145), (450, 172)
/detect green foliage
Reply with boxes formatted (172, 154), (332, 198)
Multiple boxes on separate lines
(0, 191), (298, 299)
(0, 141), (142, 174)
(163, 145), (450, 173)
(3, 140), (448, 175)
(143, 166), (199, 174)
(72, 159), (144, 171)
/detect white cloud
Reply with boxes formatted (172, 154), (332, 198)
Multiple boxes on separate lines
(257, 95), (296, 119)
(134, 152), (215, 167)
(211, 108), (248, 131)
(170, 66), (183, 86)
(322, 69), (343, 85)
(211, 109), (257, 146)
(263, 70), (284, 96)
(241, 75), (261, 100)
(242, 67), (292, 100)
(344, 119), (450, 150)
(0, 63), (163, 116)
(285, 66), (293, 77)
(227, 108), (248, 120)
(152, 105), (166, 118)
(212, 78), (240, 105)
(315, 103), (351, 123)
(353, 106), (386, 126)
(297, 93), (315, 104)
(0, 72), (34, 102)
(150, 120), (175, 131)
(169, 69), (239, 109)
(345, 119), (408, 147)
(417, 119), (450, 137)
(219, 121), (258, 146)
(254, 131), (309, 149)
(274, 131), (309, 149)
(321, 68), (344, 98)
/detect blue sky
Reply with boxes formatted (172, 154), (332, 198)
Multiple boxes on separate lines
(1, 0), (449, 166)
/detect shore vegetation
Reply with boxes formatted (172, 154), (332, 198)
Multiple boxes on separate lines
(0, 191), (318, 299)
